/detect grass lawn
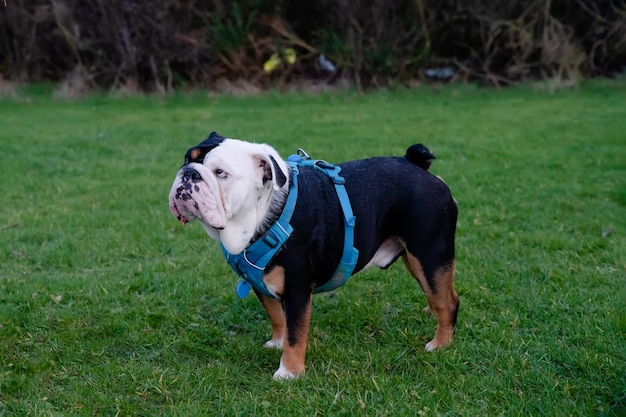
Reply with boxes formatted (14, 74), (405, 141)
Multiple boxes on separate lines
(1, 81), (625, 416)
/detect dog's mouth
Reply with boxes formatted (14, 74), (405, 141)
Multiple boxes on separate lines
(169, 175), (198, 226)
(170, 200), (191, 226)
(168, 166), (226, 230)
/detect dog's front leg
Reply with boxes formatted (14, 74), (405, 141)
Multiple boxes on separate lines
(273, 290), (312, 380)
(255, 291), (285, 349)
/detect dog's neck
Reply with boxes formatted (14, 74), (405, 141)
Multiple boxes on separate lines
(252, 186), (287, 241)
(212, 177), (290, 255)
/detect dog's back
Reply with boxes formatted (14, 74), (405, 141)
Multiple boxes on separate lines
(337, 149), (456, 273)
(290, 144), (459, 354)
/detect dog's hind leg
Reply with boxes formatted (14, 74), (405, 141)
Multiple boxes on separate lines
(402, 253), (459, 351)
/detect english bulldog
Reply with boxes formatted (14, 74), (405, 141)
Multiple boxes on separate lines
(168, 132), (459, 380)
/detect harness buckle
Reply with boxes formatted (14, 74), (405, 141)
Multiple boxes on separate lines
(315, 160), (335, 170)
(315, 160), (345, 185)
(263, 233), (279, 248)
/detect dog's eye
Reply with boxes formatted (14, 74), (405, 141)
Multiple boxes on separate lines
(214, 168), (228, 179)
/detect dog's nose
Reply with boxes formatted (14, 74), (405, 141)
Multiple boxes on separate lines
(182, 167), (202, 182)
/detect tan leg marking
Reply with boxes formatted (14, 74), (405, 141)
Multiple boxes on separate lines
(273, 297), (312, 380)
(403, 254), (459, 351)
(257, 286), (285, 349)
(263, 265), (285, 298)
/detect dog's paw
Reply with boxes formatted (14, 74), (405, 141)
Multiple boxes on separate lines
(273, 367), (303, 381)
(264, 339), (283, 349)
(425, 340), (439, 352)
(422, 305), (433, 315)
(425, 337), (452, 352)
(272, 360), (304, 381)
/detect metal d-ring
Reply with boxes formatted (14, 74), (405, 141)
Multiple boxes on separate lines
(296, 148), (311, 160)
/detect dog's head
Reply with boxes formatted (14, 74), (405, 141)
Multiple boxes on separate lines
(169, 132), (289, 253)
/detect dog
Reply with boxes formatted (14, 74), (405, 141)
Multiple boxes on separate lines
(168, 132), (459, 380)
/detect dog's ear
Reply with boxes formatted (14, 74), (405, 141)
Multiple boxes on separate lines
(254, 153), (288, 191)
(184, 131), (226, 164)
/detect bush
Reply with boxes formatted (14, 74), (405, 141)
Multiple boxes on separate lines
(0, 0), (624, 91)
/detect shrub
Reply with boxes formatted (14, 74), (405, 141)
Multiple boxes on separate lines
(0, 0), (623, 90)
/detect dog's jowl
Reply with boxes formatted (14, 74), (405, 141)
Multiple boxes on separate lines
(169, 132), (459, 380)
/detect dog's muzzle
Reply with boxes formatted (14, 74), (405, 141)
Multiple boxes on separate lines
(169, 168), (196, 225)
(169, 165), (227, 229)
(181, 166), (202, 183)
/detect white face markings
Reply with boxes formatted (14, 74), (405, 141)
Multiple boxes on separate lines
(169, 138), (290, 254)
(169, 161), (227, 229)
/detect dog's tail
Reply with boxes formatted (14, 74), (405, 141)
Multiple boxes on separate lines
(405, 144), (436, 171)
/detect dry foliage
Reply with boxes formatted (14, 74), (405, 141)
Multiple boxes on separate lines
(0, 0), (624, 91)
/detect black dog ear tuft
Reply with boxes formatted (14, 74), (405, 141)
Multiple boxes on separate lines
(405, 144), (436, 171)
(259, 154), (288, 190)
(269, 155), (287, 188)
(207, 131), (226, 142)
(184, 131), (226, 164)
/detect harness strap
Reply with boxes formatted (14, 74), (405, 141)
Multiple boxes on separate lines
(221, 164), (300, 298)
(222, 153), (359, 299)
(306, 160), (359, 293)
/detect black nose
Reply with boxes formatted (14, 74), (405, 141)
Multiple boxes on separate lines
(182, 167), (202, 182)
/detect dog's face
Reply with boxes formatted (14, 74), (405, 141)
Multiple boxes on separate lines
(169, 132), (289, 253)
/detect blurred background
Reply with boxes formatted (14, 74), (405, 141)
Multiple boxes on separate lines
(1, 0), (625, 94)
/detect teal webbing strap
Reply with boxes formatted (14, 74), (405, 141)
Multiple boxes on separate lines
(222, 153), (359, 298)
(304, 160), (359, 293)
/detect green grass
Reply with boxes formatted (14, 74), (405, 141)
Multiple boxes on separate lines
(1, 81), (625, 416)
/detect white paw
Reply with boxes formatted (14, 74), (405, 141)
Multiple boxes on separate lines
(425, 340), (438, 352)
(264, 339), (283, 349)
(272, 366), (298, 380)
(272, 359), (304, 380)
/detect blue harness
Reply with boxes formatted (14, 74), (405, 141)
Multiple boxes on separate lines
(220, 150), (359, 299)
